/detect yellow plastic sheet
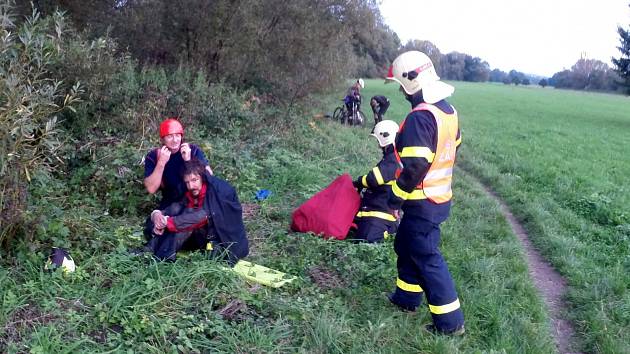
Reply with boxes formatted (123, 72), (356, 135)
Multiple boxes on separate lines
(227, 260), (296, 288)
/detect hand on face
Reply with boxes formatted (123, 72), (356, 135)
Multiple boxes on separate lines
(157, 146), (172, 166)
(180, 143), (191, 161)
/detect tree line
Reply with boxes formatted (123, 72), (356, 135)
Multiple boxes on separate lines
(16, 0), (400, 100)
(14, 1), (630, 95)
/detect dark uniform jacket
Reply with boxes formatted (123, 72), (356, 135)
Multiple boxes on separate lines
(355, 145), (399, 215)
(388, 99), (461, 224)
(144, 144), (209, 208)
(160, 170), (248, 264)
(371, 95), (389, 106)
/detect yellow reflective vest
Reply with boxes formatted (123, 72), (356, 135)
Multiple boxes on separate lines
(395, 103), (459, 204)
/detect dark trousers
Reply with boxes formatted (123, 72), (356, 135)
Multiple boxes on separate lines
(144, 216), (208, 261)
(354, 217), (396, 243)
(391, 216), (464, 331)
(345, 96), (360, 114)
(147, 229), (208, 261)
(371, 100), (390, 125)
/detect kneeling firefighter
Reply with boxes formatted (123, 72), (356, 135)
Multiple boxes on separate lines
(385, 50), (465, 335)
(351, 120), (400, 243)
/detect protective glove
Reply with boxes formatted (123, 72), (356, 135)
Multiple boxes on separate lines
(352, 178), (364, 193)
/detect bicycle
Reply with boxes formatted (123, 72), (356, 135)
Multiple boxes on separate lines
(332, 99), (365, 127)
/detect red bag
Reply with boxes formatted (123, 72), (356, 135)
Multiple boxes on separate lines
(290, 173), (360, 240)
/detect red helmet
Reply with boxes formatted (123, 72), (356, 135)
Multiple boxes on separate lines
(159, 118), (184, 138)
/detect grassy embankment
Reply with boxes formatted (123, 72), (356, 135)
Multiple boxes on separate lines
(447, 81), (630, 353)
(3, 79), (627, 353)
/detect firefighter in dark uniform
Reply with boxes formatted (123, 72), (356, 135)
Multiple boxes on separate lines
(352, 120), (401, 243)
(369, 95), (390, 127)
(384, 50), (465, 336)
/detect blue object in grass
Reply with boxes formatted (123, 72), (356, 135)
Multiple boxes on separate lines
(255, 189), (271, 201)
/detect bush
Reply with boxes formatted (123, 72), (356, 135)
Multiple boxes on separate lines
(0, 5), (82, 248)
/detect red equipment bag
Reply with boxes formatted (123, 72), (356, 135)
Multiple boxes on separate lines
(290, 173), (360, 240)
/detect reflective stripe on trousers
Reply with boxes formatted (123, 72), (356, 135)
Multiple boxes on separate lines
(393, 215), (464, 331)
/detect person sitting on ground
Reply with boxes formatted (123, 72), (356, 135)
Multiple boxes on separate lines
(350, 120), (401, 243)
(146, 159), (248, 265)
(144, 117), (213, 210)
(370, 95), (390, 127)
(344, 78), (365, 118)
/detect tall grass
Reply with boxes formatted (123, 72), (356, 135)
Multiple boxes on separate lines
(3, 81), (604, 352)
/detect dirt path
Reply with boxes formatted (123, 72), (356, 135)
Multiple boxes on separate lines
(473, 179), (581, 354)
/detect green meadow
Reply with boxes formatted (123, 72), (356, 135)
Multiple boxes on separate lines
(1, 80), (629, 353)
(368, 80), (630, 353)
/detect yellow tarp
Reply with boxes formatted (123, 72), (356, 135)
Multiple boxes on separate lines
(227, 260), (297, 288)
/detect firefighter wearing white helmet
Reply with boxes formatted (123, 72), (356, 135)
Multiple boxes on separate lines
(44, 247), (76, 273)
(384, 51), (465, 336)
(371, 119), (398, 147)
(385, 51), (454, 103)
(350, 120), (400, 243)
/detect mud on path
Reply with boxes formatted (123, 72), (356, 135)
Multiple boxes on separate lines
(471, 177), (582, 354)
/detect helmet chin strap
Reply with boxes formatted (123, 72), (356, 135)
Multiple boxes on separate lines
(405, 90), (424, 107)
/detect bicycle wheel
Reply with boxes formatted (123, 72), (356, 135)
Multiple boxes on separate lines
(341, 109), (349, 125)
(357, 110), (366, 127)
(332, 107), (343, 123)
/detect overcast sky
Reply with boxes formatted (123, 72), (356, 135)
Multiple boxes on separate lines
(379, 0), (630, 77)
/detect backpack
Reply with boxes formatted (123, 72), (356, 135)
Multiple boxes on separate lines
(290, 174), (360, 240)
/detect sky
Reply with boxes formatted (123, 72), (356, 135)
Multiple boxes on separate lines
(379, 0), (630, 77)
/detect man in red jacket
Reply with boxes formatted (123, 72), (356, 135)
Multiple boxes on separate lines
(147, 159), (248, 265)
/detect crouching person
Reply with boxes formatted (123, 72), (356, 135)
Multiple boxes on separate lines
(351, 120), (401, 243)
(146, 159), (248, 265)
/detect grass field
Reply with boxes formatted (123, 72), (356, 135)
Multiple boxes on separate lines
(1, 80), (628, 353)
(364, 80), (630, 353)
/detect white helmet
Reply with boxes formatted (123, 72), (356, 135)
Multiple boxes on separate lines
(358, 78), (365, 89)
(385, 51), (454, 104)
(44, 247), (76, 273)
(371, 120), (399, 147)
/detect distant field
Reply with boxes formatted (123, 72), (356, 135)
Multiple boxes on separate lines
(362, 79), (630, 353)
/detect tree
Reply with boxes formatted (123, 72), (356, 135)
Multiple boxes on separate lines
(401, 39), (442, 74)
(0, 5), (83, 247)
(612, 7), (630, 94)
(463, 56), (490, 82)
(550, 70), (571, 89)
(509, 70), (524, 85)
(440, 52), (467, 81)
(539, 78), (548, 87)
(108, 0), (360, 99)
(347, 1), (401, 78)
(489, 69), (507, 83)
(549, 58), (614, 91)
(26, 0), (392, 99)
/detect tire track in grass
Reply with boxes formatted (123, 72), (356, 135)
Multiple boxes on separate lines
(463, 171), (581, 354)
